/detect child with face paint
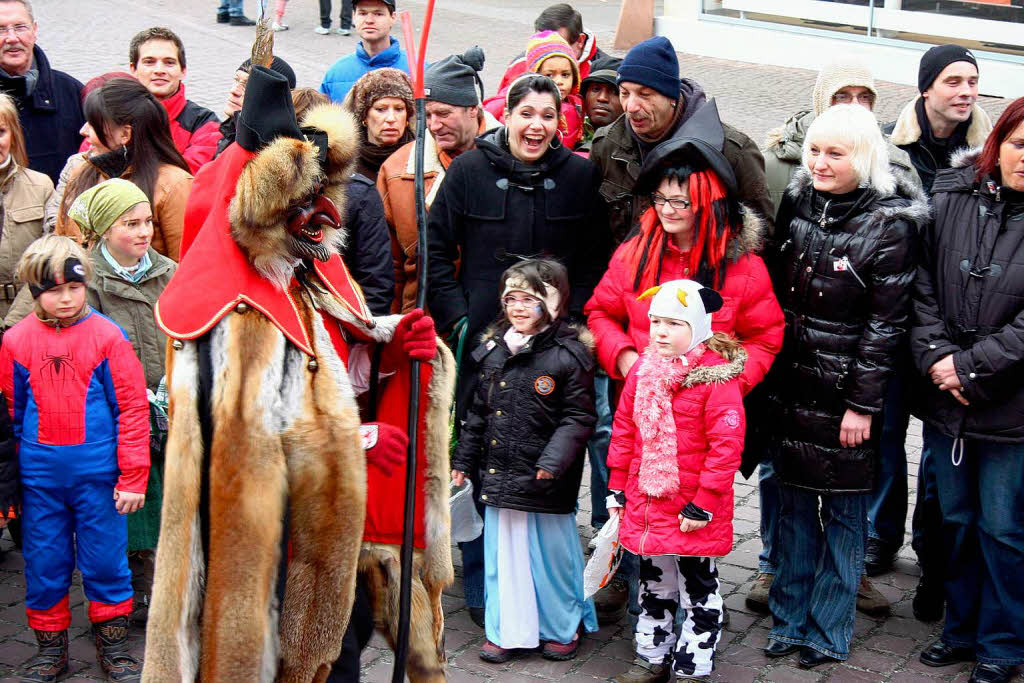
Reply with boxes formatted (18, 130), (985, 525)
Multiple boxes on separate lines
(0, 235), (149, 681)
(451, 258), (599, 663)
(606, 279), (746, 681)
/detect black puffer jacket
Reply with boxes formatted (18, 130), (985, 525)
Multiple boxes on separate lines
(763, 168), (927, 493)
(342, 173), (395, 315)
(912, 150), (1024, 443)
(452, 320), (596, 514)
(427, 127), (609, 419)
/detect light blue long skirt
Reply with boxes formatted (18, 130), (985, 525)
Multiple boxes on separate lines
(483, 506), (599, 648)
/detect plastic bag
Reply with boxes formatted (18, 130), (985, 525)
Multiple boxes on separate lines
(449, 480), (483, 543)
(583, 514), (623, 599)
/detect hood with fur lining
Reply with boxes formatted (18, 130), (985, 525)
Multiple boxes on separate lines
(785, 164), (931, 230)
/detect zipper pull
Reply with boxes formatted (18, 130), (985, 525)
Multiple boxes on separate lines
(818, 199), (832, 228)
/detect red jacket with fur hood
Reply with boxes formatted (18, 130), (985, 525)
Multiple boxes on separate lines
(585, 211), (783, 395)
(608, 345), (745, 558)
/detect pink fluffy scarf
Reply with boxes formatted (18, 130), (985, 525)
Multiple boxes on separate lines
(634, 344), (706, 498)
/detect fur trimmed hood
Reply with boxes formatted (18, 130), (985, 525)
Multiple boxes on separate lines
(889, 96), (992, 149)
(683, 344), (746, 387)
(951, 145), (983, 170)
(229, 103), (360, 290)
(734, 203), (768, 256)
(480, 319), (595, 356)
(785, 165), (931, 230)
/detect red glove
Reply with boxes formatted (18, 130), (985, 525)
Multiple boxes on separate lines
(361, 422), (408, 477)
(382, 309), (437, 370)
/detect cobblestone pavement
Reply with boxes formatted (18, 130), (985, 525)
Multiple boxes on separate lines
(2, 1), (1015, 680)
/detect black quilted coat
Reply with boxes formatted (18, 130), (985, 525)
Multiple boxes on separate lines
(763, 168), (927, 493)
(452, 319), (596, 514)
(912, 150), (1024, 443)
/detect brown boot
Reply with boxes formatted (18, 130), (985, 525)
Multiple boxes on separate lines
(93, 616), (142, 681)
(612, 657), (671, 683)
(18, 629), (69, 682)
(856, 575), (891, 617)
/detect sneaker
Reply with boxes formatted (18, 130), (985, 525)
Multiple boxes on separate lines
(541, 637), (579, 661)
(272, 21), (289, 31)
(335, 27), (351, 35)
(613, 657), (671, 683)
(912, 575), (944, 622)
(479, 640), (529, 664)
(864, 538), (898, 577)
(745, 572), (772, 613)
(314, 26), (331, 34)
(594, 576), (628, 625)
(856, 575), (890, 617)
(229, 15), (257, 26)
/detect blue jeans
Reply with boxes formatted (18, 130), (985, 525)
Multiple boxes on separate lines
(911, 441), (944, 578)
(459, 501), (485, 610)
(588, 372), (613, 529)
(218, 0), (243, 16)
(769, 487), (867, 660)
(925, 424), (1024, 666)
(758, 458), (780, 574)
(867, 370), (911, 549)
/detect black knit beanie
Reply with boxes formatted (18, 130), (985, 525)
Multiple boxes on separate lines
(424, 46), (486, 106)
(918, 44), (978, 93)
(617, 37), (680, 101)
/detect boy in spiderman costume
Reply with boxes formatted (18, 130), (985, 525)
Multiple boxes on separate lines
(0, 235), (150, 682)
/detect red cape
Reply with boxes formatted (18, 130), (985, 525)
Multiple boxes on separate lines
(156, 142), (373, 355)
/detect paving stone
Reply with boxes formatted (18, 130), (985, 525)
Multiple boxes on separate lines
(765, 663), (825, 681)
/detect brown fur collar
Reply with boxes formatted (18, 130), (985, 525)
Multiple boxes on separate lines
(683, 346), (746, 387)
(229, 104), (360, 291)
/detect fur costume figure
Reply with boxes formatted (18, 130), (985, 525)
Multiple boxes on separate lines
(143, 65), (453, 682)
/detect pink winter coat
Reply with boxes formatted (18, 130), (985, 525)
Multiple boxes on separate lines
(584, 213), (783, 395)
(607, 346), (745, 558)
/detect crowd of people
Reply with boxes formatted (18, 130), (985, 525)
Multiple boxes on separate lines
(0, 0), (1020, 681)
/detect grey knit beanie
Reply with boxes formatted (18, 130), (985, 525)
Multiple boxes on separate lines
(811, 59), (878, 116)
(424, 46), (485, 106)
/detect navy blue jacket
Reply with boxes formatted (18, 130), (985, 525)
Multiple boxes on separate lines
(0, 46), (83, 185)
(343, 173), (395, 316)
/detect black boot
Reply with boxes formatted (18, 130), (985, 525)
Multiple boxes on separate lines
(19, 629), (69, 682)
(912, 574), (944, 622)
(93, 616), (142, 681)
(216, 11), (230, 23)
(230, 14), (257, 26)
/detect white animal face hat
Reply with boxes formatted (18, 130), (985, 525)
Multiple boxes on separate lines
(638, 279), (723, 354)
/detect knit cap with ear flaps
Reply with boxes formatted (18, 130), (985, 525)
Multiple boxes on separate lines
(525, 30), (580, 91)
(501, 276), (562, 320)
(812, 59), (878, 116)
(639, 279), (723, 355)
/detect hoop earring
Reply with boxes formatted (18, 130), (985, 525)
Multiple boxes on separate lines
(549, 130), (563, 150)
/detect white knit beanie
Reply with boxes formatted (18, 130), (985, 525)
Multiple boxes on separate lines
(812, 59), (878, 116)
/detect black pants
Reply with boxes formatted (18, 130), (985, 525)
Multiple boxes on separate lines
(326, 574), (374, 681)
(319, 0), (352, 29)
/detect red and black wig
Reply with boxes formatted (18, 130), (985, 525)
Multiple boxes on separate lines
(975, 95), (1024, 182)
(620, 160), (743, 293)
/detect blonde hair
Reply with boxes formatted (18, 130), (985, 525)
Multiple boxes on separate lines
(706, 331), (743, 360)
(16, 235), (93, 289)
(0, 93), (28, 168)
(803, 103), (895, 196)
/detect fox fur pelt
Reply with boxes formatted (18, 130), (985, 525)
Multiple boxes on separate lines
(144, 102), (454, 682)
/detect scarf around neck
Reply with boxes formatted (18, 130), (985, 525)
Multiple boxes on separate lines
(633, 343), (706, 497)
(101, 243), (152, 283)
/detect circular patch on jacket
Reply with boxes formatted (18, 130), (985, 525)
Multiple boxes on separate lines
(534, 375), (555, 395)
(722, 409), (741, 430)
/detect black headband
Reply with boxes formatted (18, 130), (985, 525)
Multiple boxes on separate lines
(29, 258), (87, 298)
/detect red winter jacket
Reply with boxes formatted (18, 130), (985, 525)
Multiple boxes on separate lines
(161, 84), (221, 174)
(584, 216), (783, 395)
(608, 346), (745, 557)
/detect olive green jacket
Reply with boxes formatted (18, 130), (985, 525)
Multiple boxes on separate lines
(86, 247), (176, 390)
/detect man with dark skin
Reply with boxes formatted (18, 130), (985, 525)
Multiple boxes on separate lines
(577, 56), (623, 151)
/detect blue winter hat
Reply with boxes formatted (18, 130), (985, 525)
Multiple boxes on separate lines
(617, 36), (680, 101)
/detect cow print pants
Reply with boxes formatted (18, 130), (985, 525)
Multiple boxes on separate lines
(635, 555), (723, 677)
